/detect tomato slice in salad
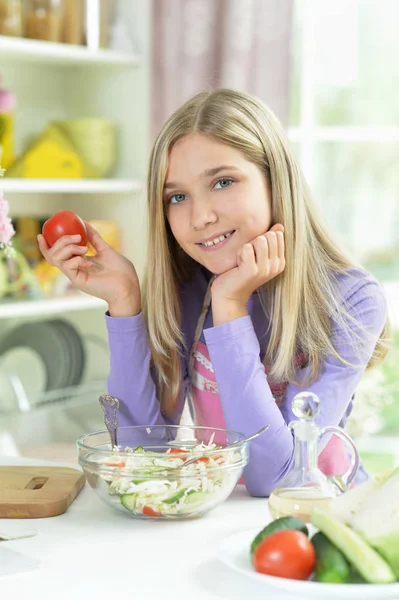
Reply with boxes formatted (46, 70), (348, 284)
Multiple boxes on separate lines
(194, 455), (224, 464)
(105, 461), (126, 467)
(142, 506), (160, 518)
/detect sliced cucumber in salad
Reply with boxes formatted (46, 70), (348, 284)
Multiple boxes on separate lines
(121, 493), (137, 511)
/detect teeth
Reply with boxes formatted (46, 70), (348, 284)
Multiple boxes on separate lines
(202, 232), (232, 247)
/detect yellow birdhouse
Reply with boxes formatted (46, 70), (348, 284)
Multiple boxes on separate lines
(6, 124), (91, 178)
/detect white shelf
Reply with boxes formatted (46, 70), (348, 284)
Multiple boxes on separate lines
(0, 35), (140, 67)
(1, 179), (142, 194)
(0, 294), (106, 319)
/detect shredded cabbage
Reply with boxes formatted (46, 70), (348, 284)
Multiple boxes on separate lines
(95, 440), (244, 517)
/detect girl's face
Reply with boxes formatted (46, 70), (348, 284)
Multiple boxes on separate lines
(164, 132), (272, 274)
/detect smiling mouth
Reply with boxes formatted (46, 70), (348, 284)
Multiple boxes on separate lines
(197, 231), (235, 247)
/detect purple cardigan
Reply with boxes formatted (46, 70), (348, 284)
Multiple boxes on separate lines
(106, 268), (387, 496)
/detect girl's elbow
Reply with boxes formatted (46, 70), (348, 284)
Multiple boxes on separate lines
(245, 481), (275, 498)
(244, 470), (281, 497)
(244, 451), (295, 498)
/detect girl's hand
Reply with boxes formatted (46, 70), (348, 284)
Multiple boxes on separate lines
(37, 222), (141, 317)
(211, 224), (285, 326)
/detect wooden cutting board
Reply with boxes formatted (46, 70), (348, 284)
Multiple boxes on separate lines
(0, 466), (86, 518)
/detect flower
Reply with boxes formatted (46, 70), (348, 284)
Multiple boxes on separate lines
(0, 166), (15, 251)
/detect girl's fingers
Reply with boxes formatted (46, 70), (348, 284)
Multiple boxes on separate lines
(37, 233), (50, 256)
(276, 230), (285, 260)
(63, 255), (91, 278)
(249, 229), (285, 282)
(269, 223), (285, 234)
(37, 231), (89, 270)
(265, 231), (278, 261)
(252, 235), (269, 271)
(85, 222), (109, 252)
(52, 244), (88, 264)
(44, 234), (83, 254)
(238, 242), (255, 269)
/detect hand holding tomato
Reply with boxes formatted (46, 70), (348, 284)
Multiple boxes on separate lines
(37, 213), (141, 317)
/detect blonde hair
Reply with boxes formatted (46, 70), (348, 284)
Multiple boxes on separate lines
(143, 88), (389, 416)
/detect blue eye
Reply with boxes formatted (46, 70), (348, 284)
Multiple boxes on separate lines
(169, 193), (186, 205)
(214, 178), (233, 190)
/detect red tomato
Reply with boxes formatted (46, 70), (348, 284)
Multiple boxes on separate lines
(142, 506), (160, 518)
(105, 462), (126, 468)
(196, 455), (224, 464)
(42, 210), (88, 247)
(169, 448), (187, 455)
(253, 530), (315, 580)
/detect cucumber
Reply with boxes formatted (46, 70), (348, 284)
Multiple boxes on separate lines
(312, 531), (351, 583)
(164, 489), (198, 505)
(180, 490), (207, 506)
(312, 532), (365, 583)
(311, 508), (395, 584)
(120, 493), (137, 512)
(164, 489), (187, 504)
(250, 516), (308, 557)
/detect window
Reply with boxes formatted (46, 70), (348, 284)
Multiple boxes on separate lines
(288, 0), (399, 472)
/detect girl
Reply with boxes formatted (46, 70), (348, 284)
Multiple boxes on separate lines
(38, 89), (388, 497)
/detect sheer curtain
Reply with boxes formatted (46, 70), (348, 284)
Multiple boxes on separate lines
(151, 0), (294, 136)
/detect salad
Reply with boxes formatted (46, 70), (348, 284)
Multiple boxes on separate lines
(93, 436), (244, 518)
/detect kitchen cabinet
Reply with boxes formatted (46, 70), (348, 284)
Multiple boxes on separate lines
(1, 0), (150, 275)
(0, 0), (151, 449)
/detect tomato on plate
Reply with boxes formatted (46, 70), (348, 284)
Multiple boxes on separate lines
(169, 448), (187, 455)
(253, 530), (315, 580)
(142, 506), (160, 518)
(42, 210), (88, 247)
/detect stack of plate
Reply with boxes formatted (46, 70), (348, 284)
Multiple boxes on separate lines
(0, 319), (85, 413)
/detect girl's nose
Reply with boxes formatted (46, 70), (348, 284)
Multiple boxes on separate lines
(190, 196), (218, 231)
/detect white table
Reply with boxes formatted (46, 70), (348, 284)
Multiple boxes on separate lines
(0, 457), (293, 600)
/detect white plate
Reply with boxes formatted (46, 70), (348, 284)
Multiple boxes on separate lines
(217, 527), (399, 599)
(50, 319), (85, 387)
(0, 321), (73, 393)
(0, 347), (47, 411)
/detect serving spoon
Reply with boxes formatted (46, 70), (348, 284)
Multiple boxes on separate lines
(99, 394), (119, 450)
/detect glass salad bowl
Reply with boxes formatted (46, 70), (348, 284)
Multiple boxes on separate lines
(77, 425), (249, 520)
